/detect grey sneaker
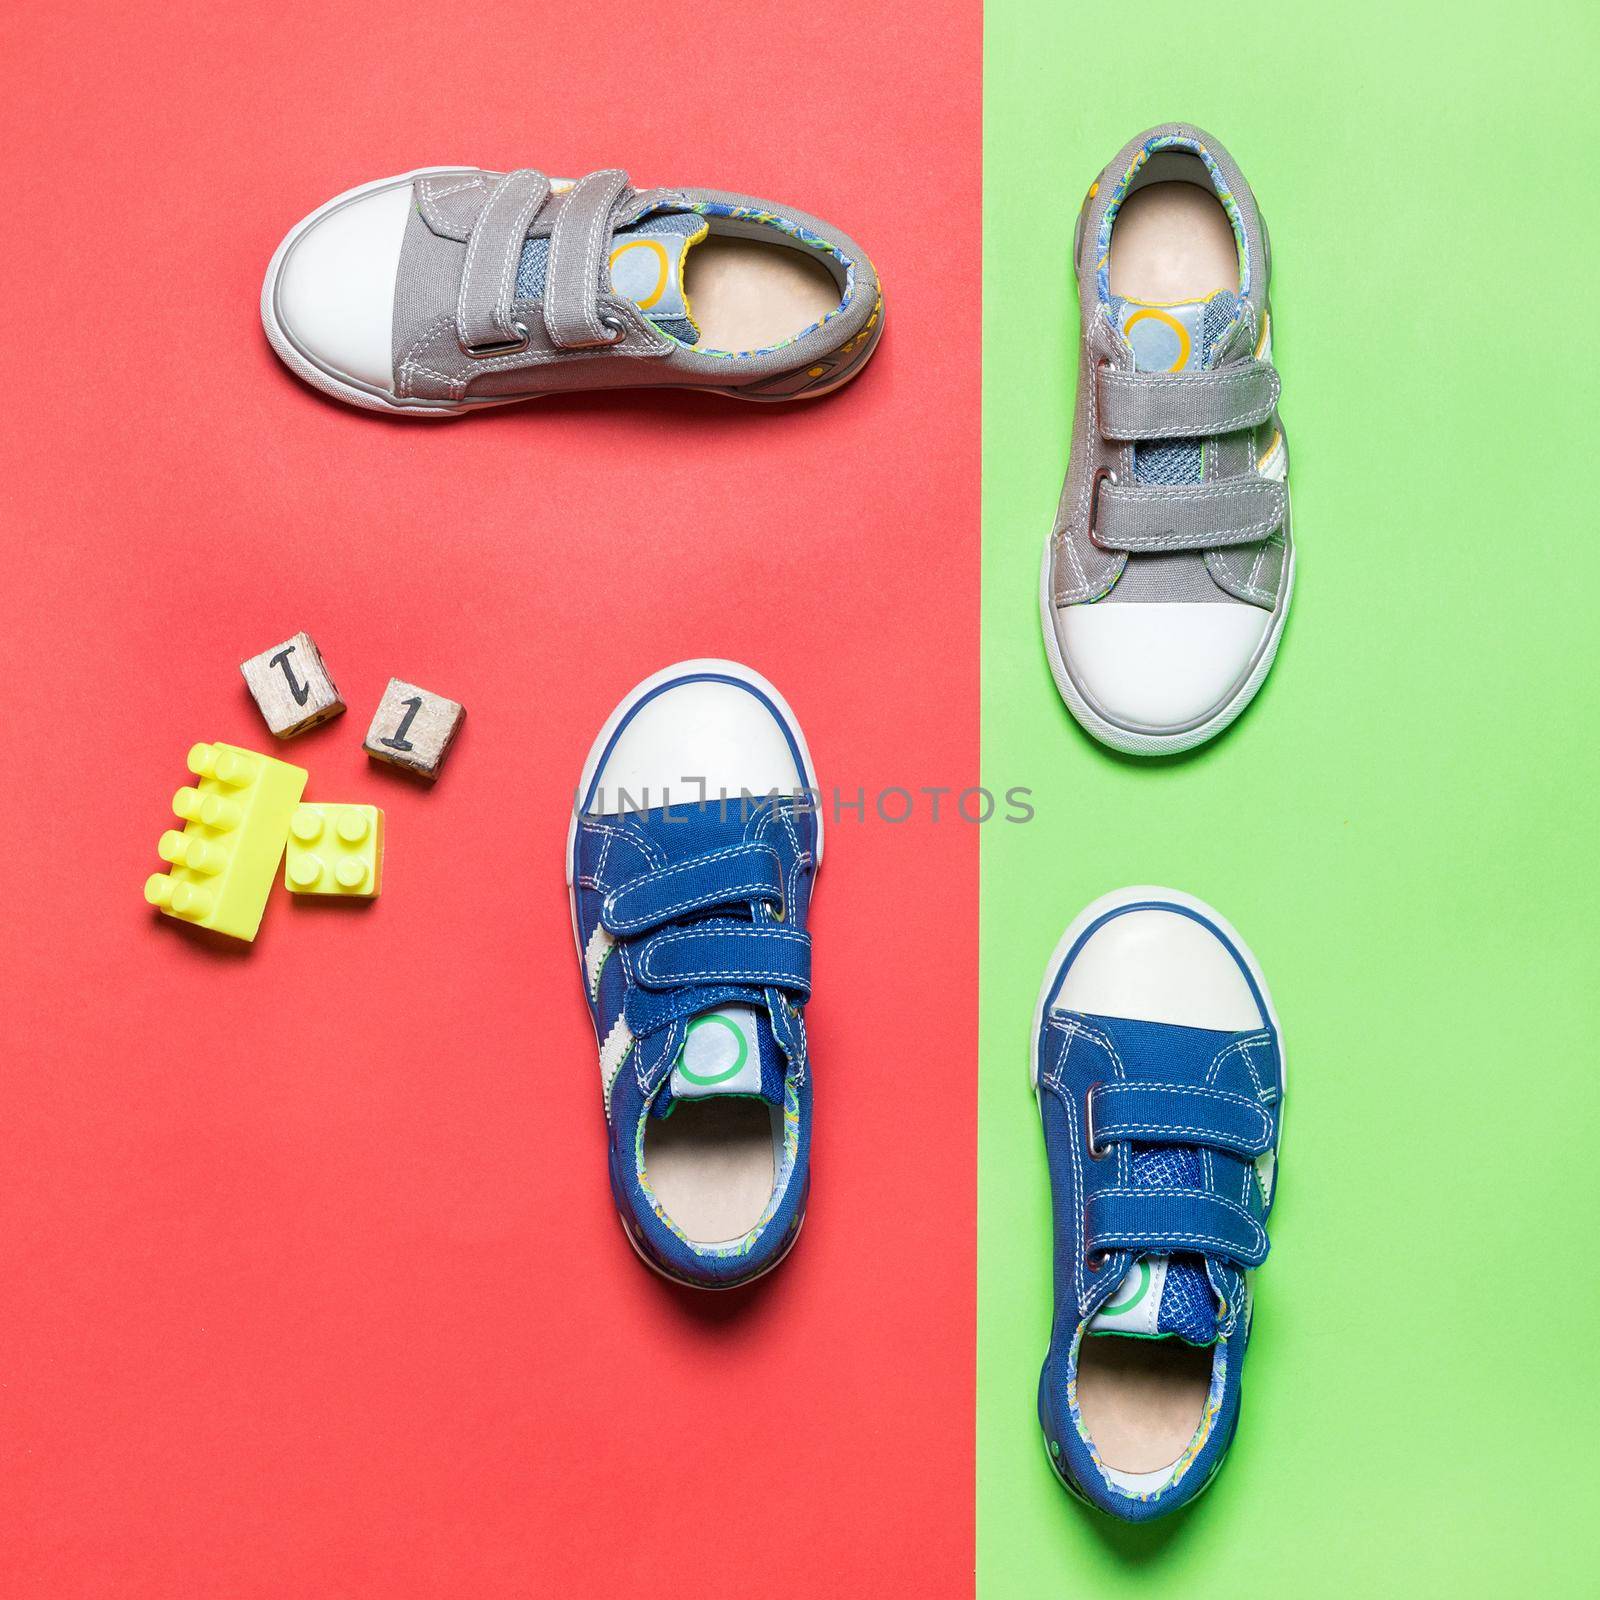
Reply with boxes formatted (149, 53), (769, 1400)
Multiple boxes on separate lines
(1041, 124), (1291, 756)
(262, 167), (883, 414)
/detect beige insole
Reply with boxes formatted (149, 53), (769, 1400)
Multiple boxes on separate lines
(684, 237), (841, 353)
(1075, 1335), (1213, 1473)
(643, 1100), (778, 1244)
(1108, 181), (1239, 304)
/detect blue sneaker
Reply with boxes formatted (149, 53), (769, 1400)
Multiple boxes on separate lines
(567, 660), (820, 1289)
(1031, 887), (1285, 1520)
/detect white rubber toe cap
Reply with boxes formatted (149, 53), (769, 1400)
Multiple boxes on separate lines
(1060, 602), (1269, 731)
(272, 182), (412, 390)
(1056, 898), (1264, 1031)
(586, 664), (809, 818)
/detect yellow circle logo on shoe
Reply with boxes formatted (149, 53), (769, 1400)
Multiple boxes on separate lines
(1123, 306), (1191, 373)
(608, 238), (671, 310)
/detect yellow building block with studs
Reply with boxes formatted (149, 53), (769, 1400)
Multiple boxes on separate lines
(144, 741), (307, 941)
(284, 804), (384, 898)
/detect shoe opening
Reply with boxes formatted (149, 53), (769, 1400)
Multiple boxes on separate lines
(1108, 150), (1240, 304)
(1075, 1330), (1219, 1494)
(682, 217), (846, 354)
(641, 1098), (782, 1245)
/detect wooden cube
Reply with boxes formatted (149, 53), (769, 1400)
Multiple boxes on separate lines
(240, 631), (344, 739)
(364, 677), (465, 781)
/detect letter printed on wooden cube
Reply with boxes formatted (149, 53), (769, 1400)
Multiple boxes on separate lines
(363, 678), (465, 781)
(240, 631), (345, 739)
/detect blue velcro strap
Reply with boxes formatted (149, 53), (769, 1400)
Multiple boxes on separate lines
(1089, 1082), (1272, 1159)
(625, 982), (765, 1039)
(1085, 1187), (1268, 1268)
(633, 918), (811, 995)
(601, 845), (784, 937)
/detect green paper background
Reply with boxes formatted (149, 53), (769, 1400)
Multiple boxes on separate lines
(979, 2), (1599, 1593)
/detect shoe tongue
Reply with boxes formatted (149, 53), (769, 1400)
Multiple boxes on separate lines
(607, 212), (706, 342)
(514, 209), (706, 344)
(1112, 291), (1237, 374)
(1110, 292), (1240, 496)
(1089, 1255), (1220, 1344)
(665, 1004), (785, 1108)
(1088, 1146), (1221, 1345)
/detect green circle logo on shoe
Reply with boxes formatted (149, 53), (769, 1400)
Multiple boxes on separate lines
(1101, 1259), (1151, 1315)
(676, 1013), (749, 1086)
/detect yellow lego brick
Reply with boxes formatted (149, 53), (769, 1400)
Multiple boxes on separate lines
(284, 803), (383, 898)
(144, 741), (307, 941)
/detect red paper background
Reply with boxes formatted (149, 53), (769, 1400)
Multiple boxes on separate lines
(0, 2), (980, 1595)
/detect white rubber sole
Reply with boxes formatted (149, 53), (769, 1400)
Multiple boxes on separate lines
(1028, 885), (1287, 1114)
(261, 167), (480, 417)
(261, 171), (883, 416)
(1039, 542), (1295, 758)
